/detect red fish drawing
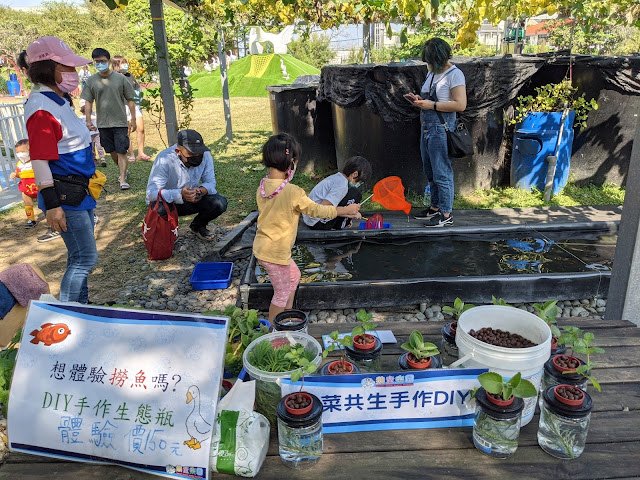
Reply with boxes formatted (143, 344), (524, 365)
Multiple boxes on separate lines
(29, 323), (71, 346)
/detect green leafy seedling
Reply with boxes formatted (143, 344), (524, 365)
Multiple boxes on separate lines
(443, 298), (475, 319)
(351, 309), (376, 339)
(478, 372), (538, 401)
(492, 296), (512, 307)
(401, 330), (440, 360)
(533, 300), (561, 337)
(322, 330), (353, 365)
(286, 345), (318, 388)
(567, 331), (604, 392)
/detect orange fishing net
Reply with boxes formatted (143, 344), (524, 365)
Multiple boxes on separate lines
(371, 176), (412, 215)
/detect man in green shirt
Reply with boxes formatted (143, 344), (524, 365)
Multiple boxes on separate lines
(81, 47), (136, 190)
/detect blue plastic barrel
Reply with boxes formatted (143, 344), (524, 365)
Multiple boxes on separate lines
(6, 80), (20, 96)
(510, 111), (575, 195)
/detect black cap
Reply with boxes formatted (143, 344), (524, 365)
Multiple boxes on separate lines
(177, 129), (209, 154)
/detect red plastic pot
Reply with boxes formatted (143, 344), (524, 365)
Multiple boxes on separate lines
(406, 353), (432, 370)
(353, 334), (376, 350)
(551, 336), (558, 350)
(449, 321), (457, 336)
(285, 392), (314, 415)
(554, 384), (585, 406)
(552, 354), (582, 373)
(328, 360), (354, 374)
(486, 392), (515, 407)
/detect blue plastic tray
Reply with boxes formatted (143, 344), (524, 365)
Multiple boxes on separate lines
(359, 221), (392, 230)
(190, 262), (234, 290)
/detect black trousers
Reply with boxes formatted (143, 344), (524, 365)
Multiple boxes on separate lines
(156, 193), (227, 228)
(309, 187), (362, 231)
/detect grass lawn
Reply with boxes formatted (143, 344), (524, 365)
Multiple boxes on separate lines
(1, 96), (625, 226)
(189, 54), (319, 98)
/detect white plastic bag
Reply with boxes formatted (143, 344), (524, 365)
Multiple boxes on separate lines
(210, 380), (270, 477)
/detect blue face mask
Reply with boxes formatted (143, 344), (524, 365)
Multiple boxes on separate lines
(94, 62), (109, 72)
(349, 181), (362, 188)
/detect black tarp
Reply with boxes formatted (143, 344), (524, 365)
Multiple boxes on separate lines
(318, 55), (640, 123)
(316, 55), (640, 193)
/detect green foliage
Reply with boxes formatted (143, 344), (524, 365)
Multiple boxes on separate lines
(206, 305), (268, 377)
(286, 345), (318, 385)
(455, 42), (497, 57)
(392, 22), (460, 60)
(478, 372), (538, 401)
(351, 309), (376, 339)
(513, 80), (599, 131)
(322, 330), (353, 364)
(547, 18), (624, 55)
(401, 331), (440, 360)
(455, 182), (625, 210)
(492, 296), (512, 307)
(533, 300), (561, 337)
(0, 0), (136, 60)
(0, 329), (21, 418)
(288, 33), (334, 70)
(248, 340), (315, 374)
(443, 298), (475, 320)
(557, 326), (605, 391)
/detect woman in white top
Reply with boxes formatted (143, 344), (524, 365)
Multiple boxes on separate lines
(406, 38), (467, 227)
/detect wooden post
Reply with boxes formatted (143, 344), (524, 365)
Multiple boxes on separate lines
(605, 115), (640, 325)
(363, 22), (371, 64)
(218, 29), (233, 143)
(149, 0), (178, 145)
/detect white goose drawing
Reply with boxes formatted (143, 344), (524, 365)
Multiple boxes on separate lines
(183, 385), (211, 450)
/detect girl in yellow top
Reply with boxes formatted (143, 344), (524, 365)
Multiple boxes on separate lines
(253, 133), (361, 321)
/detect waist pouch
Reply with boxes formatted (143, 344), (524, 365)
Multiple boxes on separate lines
(52, 174), (90, 207)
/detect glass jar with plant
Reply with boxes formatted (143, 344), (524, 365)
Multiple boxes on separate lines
(242, 331), (322, 425)
(399, 330), (440, 370)
(207, 305), (270, 378)
(320, 331), (360, 375)
(538, 383), (593, 459)
(472, 372), (537, 459)
(276, 345), (323, 469)
(441, 298), (474, 366)
(556, 326), (604, 392)
(345, 309), (382, 373)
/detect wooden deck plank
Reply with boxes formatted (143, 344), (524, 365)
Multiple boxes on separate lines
(2, 316), (637, 478)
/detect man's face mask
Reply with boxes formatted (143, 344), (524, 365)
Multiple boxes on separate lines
(94, 62), (109, 72)
(180, 152), (204, 167)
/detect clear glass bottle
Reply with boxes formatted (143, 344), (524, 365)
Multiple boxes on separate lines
(538, 385), (592, 459)
(473, 388), (524, 459)
(277, 392), (323, 469)
(539, 355), (589, 410)
(440, 321), (458, 367)
(345, 336), (383, 373)
(273, 309), (309, 334)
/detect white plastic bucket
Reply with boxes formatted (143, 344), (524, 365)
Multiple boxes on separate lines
(454, 305), (551, 426)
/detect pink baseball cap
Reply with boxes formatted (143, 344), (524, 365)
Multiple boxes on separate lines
(26, 36), (90, 67)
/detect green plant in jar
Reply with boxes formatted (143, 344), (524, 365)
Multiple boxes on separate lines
(401, 331), (440, 361)
(557, 327), (604, 391)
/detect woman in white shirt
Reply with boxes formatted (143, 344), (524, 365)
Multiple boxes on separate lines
(406, 38), (467, 227)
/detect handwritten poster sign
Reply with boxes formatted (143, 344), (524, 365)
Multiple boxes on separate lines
(281, 368), (487, 433)
(8, 301), (228, 480)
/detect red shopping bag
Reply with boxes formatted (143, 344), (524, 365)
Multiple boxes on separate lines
(142, 190), (179, 260)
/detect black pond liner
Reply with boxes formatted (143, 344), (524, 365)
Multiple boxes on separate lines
(242, 221), (614, 310)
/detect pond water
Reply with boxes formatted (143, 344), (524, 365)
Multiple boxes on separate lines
(255, 231), (616, 284)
